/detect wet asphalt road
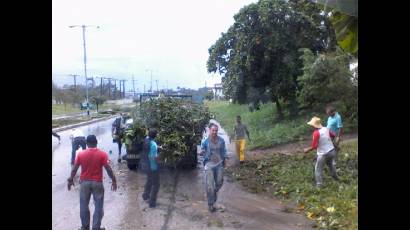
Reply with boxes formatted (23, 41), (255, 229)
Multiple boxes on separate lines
(52, 118), (312, 230)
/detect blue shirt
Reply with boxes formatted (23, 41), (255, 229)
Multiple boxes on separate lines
(327, 112), (343, 135)
(149, 140), (158, 171)
(201, 136), (226, 166)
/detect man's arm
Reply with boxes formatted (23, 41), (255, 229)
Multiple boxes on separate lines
(103, 164), (117, 191)
(304, 131), (319, 154)
(337, 116), (343, 138)
(67, 164), (80, 191)
(245, 125), (251, 141)
(221, 138), (227, 167)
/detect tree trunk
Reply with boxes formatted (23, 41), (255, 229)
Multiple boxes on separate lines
(96, 103), (99, 112)
(274, 98), (284, 120)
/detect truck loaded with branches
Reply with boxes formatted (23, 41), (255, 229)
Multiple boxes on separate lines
(122, 96), (211, 170)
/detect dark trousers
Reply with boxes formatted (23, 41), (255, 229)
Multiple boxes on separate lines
(143, 170), (160, 206)
(72, 137), (86, 164)
(117, 140), (123, 156)
(52, 131), (60, 139)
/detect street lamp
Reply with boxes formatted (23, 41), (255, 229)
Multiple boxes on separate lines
(69, 24), (100, 116)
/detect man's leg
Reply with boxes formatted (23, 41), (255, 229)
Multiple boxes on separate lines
(213, 165), (224, 207)
(205, 167), (216, 211)
(149, 170), (160, 207)
(72, 139), (80, 165)
(80, 181), (92, 229)
(117, 140), (122, 163)
(326, 149), (339, 180)
(80, 138), (86, 150)
(142, 171), (152, 201)
(239, 139), (246, 162)
(52, 131), (60, 141)
(214, 165), (224, 193)
(91, 182), (105, 230)
(235, 140), (240, 161)
(315, 155), (326, 186)
(332, 147), (339, 167)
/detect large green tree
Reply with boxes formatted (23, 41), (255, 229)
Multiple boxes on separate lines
(297, 47), (357, 121)
(207, 0), (336, 118)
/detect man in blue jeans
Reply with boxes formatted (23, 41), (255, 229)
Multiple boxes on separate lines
(67, 135), (117, 230)
(201, 123), (227, 212)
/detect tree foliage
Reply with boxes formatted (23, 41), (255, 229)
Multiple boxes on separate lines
(134, 98), (211, 166)
(297, 48), (357, 122)
(316, 0), (358, 57)
(207, 0), (336, 119)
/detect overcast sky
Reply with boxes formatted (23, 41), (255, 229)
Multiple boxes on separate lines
(52, 0), (257, 92)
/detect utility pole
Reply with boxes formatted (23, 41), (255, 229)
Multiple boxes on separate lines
(69, 24), (100, 116)
(69, 74), (78, 92)
(132, 75), (136, 97)
(113, 79), (117, 99)
(108, 78), (112, 99)
(99, 77), (103, 96)
(155, 80), (159, 93)
(122, 80), (126, 98)
(146, 69), (153, 93)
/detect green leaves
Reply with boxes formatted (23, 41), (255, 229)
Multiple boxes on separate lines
(330, 11), (358, 56)
(133, 98), (211, 166)
(207, 0), (336, 118)
(227, 141), (358, 229)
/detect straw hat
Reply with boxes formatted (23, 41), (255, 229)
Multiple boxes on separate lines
(307, 116), (323, 129)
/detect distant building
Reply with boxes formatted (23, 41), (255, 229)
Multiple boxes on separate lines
(213, 83), (223, 100)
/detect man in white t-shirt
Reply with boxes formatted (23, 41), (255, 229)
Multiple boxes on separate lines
(303, 117), (339, 187)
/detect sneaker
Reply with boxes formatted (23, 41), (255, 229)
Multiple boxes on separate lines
(142, 194), (150, 201)
(208, 204), (216, 212)
(79, 226), (89, 230)
(149, 203), (156, 208)
(117, 158), (121, 163)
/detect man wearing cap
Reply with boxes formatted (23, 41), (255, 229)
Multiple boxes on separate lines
(67, 135), (117, 230)
(303, 117), (339, 187)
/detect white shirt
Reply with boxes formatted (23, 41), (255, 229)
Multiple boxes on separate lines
(317, 127), (335, 156)
(70, 129), (85, 139)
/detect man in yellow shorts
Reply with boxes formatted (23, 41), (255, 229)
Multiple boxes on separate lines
(233, 115), (251, 164)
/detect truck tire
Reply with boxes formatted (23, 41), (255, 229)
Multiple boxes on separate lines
(127, 163), (137, 170)
(185, 152), (198, 169)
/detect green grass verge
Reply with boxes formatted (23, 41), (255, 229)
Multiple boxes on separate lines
(52, 114), (110, 128)
(206, 101), (311, 149)
(226, 141), (358, 230)
(206, 101), (356, 150)
(52, 104), (82, 115)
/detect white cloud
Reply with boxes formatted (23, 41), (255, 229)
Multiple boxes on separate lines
(52, 0), (257, 90)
